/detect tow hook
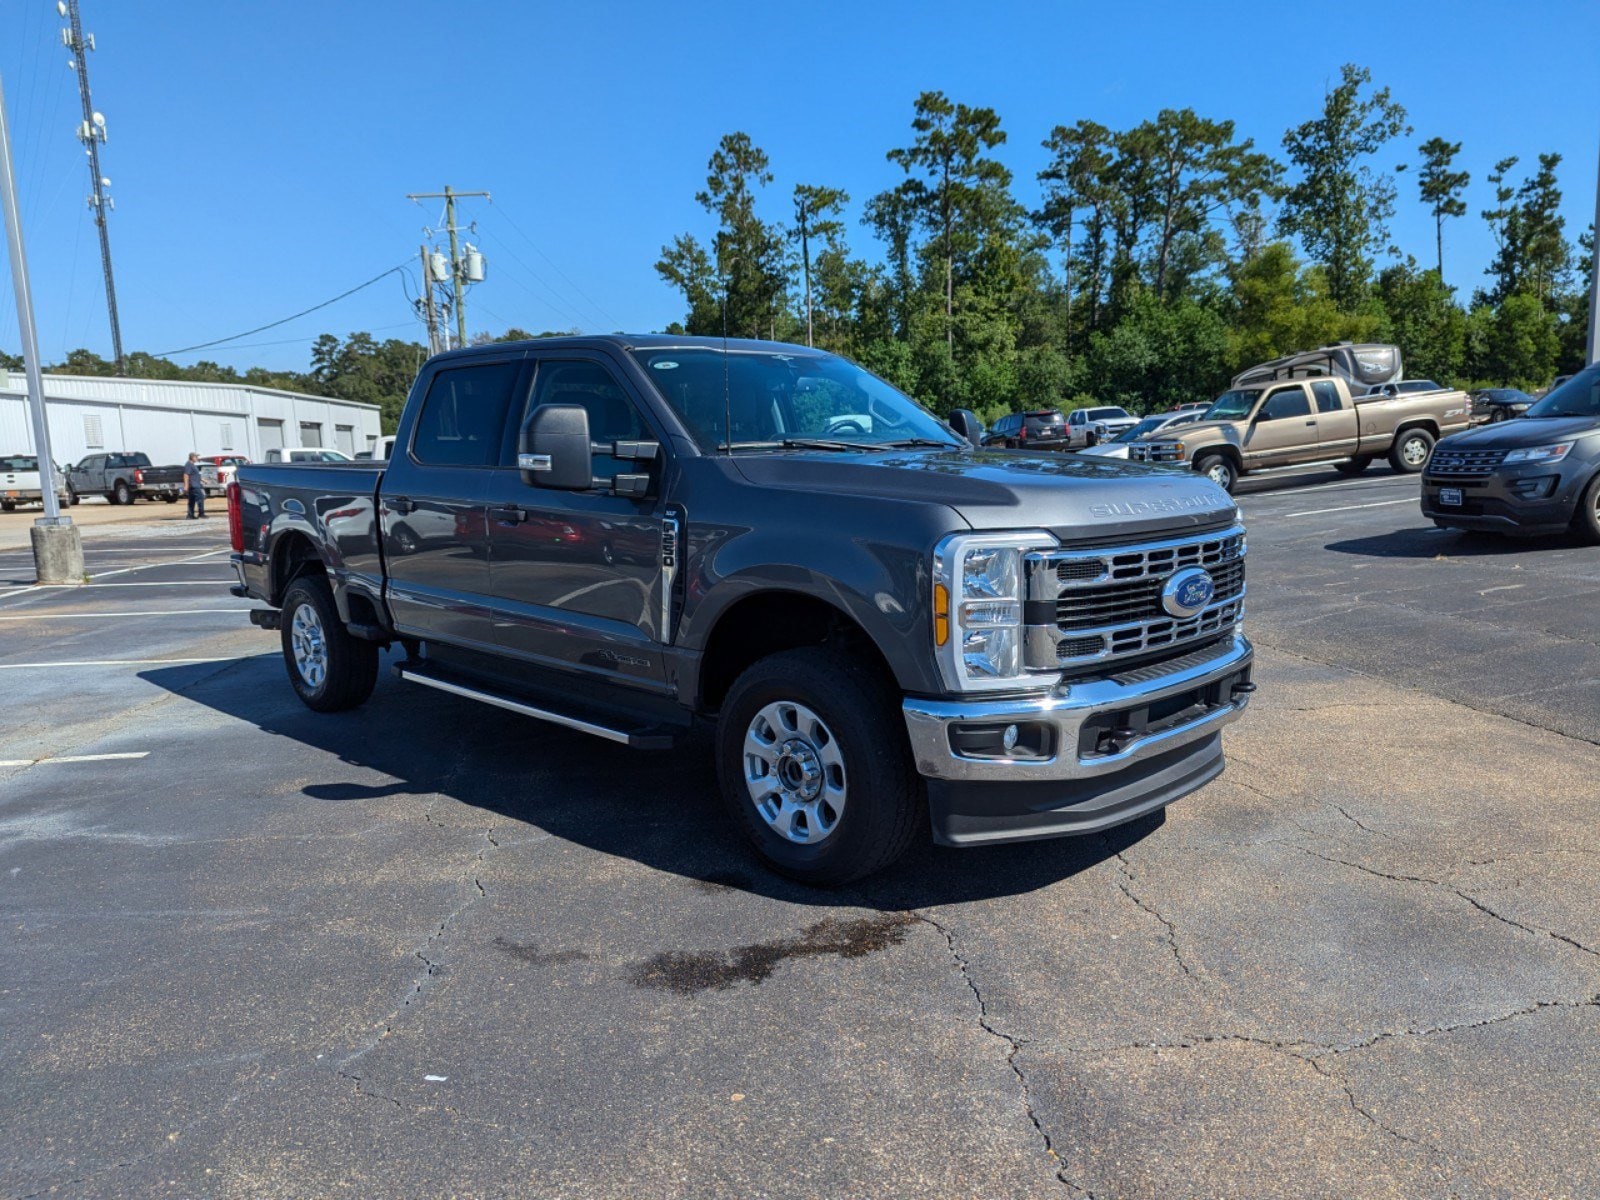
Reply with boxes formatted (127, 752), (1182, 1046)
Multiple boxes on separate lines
(1231, 681), (1258, 699)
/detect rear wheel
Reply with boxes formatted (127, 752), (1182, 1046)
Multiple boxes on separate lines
(67, 485), (79, 506)
(112, 479), (133, 505)
(717, 647), (920, 886)
(1389, 428), (1435, 473)
(1194, 453), (1238, 493)
(1573, 474), (1600, 546)
(1334, 456), (1372, 476)
(280, 575), (379, 712)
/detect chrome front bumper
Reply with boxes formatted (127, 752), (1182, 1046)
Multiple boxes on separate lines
(903, 633), (1253, 782)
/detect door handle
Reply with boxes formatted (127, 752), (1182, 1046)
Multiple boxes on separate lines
(389, 497), (417, 514)
(1304, 420), (1316, 426)
(489, 505), (527, 524)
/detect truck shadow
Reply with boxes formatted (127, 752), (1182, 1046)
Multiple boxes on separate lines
(142, 654), (1150, 910)
(1326, 527), (1590, 559)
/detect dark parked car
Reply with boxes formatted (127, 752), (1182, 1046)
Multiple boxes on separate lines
(65, 452), (187, 504)
(1423, 364), (1600, 541)
(1470, 388), (1537, 424)
(229, 335), (1254, 884)
(983, 408), (1070, 450)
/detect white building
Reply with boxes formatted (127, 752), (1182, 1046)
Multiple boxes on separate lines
(0, 370), (385, 466)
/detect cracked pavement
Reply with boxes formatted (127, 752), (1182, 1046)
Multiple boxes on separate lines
(5, 474), (1600, 1197)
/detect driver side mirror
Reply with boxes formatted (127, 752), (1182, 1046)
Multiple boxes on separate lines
(1254, 406), (1276, 423)
(947, 408), (984, 448)
(520, 404), (592, 489)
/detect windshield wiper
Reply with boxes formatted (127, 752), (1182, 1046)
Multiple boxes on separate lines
(872, 438), (960, 450)
(722, 438), (874, 453)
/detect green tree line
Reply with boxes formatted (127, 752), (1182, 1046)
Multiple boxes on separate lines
(657, 64), (1594, 421)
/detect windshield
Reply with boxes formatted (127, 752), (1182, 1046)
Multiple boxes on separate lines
(631, 347), (960, 450)
(1113, 416), (1171, 443)
(1088, 407), (1129, 421)
(1204, 389), (1262, 421)
(1525, 364), (1600, 419)
(2, 455), (38, 471)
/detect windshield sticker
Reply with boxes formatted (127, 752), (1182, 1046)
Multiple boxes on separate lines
(653, 360), (679, 370)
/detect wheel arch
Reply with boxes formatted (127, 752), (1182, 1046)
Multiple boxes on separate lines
(692, 589), (897, 716)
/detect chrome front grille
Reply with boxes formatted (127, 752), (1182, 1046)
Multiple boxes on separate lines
(1024, 525), (1246, 670)
(1426, 447), (1507, 477)
(1128, 442), (1184, 464)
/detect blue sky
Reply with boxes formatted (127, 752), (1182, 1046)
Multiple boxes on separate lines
(0, 0), (1596, 372)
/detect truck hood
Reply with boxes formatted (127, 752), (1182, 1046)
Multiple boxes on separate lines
(1149, 419), (1240, 445)
(1439, 415), (1600, 449)
(731, 447), (1238, 542)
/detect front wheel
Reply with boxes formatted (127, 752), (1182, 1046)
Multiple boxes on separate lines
(1194, 453), (1238, 493)
(717, 647), (920, 885)
(0, 501), (14, 513)
(1389, 428), (1435, 473)
(1334, 456), (1372, 476)
(1573, 473), (1600, 546)
(280, 575), (379, 712)
(162, 495), (178, 504)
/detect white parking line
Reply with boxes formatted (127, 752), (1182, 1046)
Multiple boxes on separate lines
(0, 549), (232, 602)
(1283, 498), (1418, 518)
(1238, 476), (1418, 504)
(0, 751), (150, 767)
(0, 657), (238, 669)
(0, 608), (255, 621)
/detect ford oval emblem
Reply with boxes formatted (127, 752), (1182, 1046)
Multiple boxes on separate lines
(1161, 567), (1215, 618)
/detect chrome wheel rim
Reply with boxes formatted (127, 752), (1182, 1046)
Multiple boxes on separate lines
(1402, 437), (1430, 466)
(290, 602), (328, 690)
(743, 701), (846, 845)
(1206, 462), (1231, 487)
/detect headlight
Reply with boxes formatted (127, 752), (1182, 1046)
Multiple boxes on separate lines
(1502, 442), (1573, 464)
(933, 531), (1059, 692)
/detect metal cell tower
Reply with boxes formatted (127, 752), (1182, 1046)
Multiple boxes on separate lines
(60, 0), (124, 373)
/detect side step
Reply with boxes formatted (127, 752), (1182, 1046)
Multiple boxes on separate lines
(393, 663), (676, 750)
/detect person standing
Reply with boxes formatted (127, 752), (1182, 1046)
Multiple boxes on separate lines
(183, 453), (207, 519)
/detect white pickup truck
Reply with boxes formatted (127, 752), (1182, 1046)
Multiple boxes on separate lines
(1, 454), (69, 512)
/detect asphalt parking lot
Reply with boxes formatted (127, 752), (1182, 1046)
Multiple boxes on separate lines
(4, 469), (1599, 1199)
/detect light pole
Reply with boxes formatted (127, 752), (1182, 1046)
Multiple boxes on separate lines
(1588, 126), (1600, 365)
(0, 70), (84, 583)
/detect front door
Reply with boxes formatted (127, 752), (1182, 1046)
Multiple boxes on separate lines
(379, 357), (527, 650)
(482, 355), (670, 689)
(1242, 384), (1316, 467)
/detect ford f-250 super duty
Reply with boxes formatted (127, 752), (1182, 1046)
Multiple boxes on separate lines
(229, 336), (1254, 884)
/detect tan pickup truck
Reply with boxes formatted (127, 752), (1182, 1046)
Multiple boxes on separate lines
(1127, 375), (1472, 492)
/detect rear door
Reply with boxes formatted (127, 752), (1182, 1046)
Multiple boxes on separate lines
(481, 353), (670, 688)
(1311, 380), (1359, 456)
(1243, 385), (1316, 466)
(379, 355), (528, 650)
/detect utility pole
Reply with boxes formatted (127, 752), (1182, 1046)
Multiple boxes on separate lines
(418, 244), (442, 356)
(0, 69), (84, 582)
(1588, 127), (1600, 365)
(61, 0), (124, 374)
(406, 186), (488, 348)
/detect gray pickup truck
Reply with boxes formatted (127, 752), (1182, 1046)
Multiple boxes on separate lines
(229, 335), (1254, 883)
(65, 452), (188, 505)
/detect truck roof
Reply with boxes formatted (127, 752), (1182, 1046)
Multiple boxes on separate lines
(426, 333), (834, 366)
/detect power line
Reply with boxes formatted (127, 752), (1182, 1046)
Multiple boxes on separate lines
(489, 200), (623, 329)
(474, 226), (593, 330)
(156, 261), (411, 357)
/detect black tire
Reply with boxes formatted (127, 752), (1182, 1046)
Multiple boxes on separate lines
(1194, 453), (1238, 494)
(1334, 456), (1372, 476)
(280, 575), (379, 713)
(1389, 428), (1435, 473)
(162, 495), (177, 504)
(112, 479), (133, 505)
(717, 647), (921, 886)
(67, 485), (79, 506)
(0, 501), (14, 513)
(1573, 473), (1600, 546)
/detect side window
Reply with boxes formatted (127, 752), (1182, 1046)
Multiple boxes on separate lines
(1261, 387), (1311, 421)
(1311, 381), (1342, 414)
(524, 360), (646, 480)
(412, 361), (523, 467)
